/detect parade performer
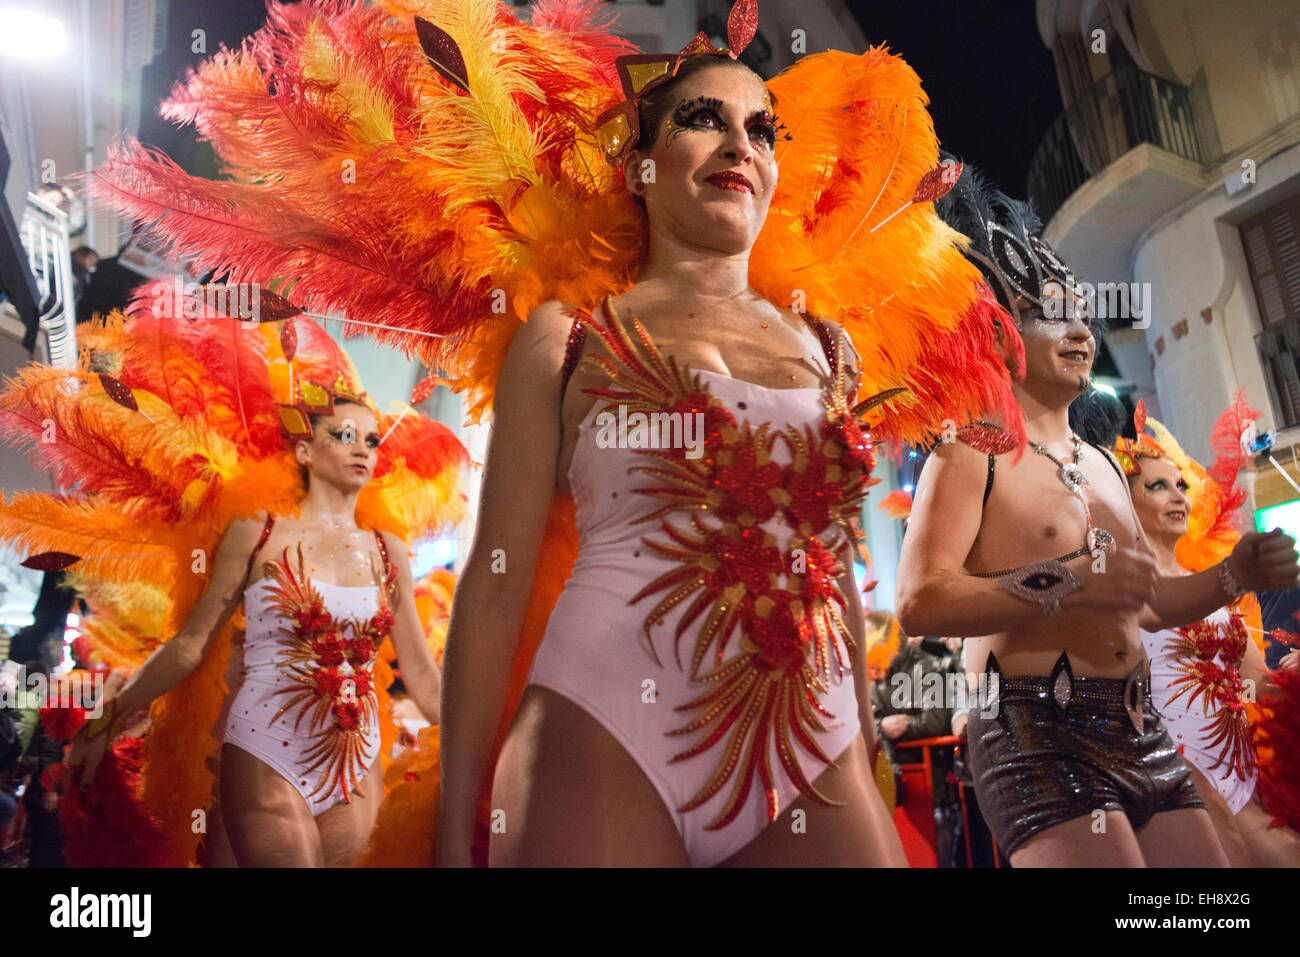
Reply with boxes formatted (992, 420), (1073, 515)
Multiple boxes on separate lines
(1110, 396), (1300, 866)
(898, 164), (1300, 867)
(0, 284), (466, 865)
(81, 0), (1029, 865)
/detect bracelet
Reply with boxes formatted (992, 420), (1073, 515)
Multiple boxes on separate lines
(82, 700), (124, 742)
(991, 560), (1083, 616)
(1218, 559), (1246, 600)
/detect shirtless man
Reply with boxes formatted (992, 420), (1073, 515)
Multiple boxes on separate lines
(896, 173), (1300, 867)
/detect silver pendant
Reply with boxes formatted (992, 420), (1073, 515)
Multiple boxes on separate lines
(1059, 462), (1087, 495)
(1087, 526), (1116, 554)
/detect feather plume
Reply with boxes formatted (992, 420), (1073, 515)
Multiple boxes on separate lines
(81, 5), (1006, 442)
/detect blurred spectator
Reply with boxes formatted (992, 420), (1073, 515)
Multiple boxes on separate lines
(70, 245), (99, 323)
(1258, 587), (1300, 670)
(872, 633), (964, 866)
(15, 660), (64, 867)
(1, 662), (23, 840)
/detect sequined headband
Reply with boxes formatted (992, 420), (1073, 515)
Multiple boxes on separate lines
(966, 227), (1076, 324)
(278, 371), (380, 443)
(594, 0), (760, 167)
(1111, 399), (1169, 477)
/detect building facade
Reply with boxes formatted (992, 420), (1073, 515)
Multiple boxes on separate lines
(1032, 0), (1300, 522)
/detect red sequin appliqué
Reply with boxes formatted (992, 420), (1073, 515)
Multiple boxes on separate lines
(262, 544), (396, 805)
(1164, 609), (1256, 781)
(580, 299), (886, 830)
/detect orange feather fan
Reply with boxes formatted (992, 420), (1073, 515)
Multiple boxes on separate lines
(81, 1), (1011, 447)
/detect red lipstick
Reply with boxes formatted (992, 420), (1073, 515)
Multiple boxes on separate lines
(705, 171), (754, 194)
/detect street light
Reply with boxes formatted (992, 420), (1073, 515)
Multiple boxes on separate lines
(0, 8), (68, 60)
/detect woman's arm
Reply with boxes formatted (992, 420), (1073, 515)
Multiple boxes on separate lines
(380, 530), (441, 725)
(435, 302), (572, 867)
(67, 514), (264, 783)
(1141, 532), (1300, 631)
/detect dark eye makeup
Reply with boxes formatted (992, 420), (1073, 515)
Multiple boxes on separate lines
(326, 427), (380, 450)
(669, 96), (789, 150)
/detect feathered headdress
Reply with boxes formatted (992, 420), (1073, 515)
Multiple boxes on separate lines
(594, 0), (758, 166)
(1111, 398), (1168, 476)
(1085, 393), (1258, 573)
(78, 0), (1016, 449)
(935, 156), (1077, 327)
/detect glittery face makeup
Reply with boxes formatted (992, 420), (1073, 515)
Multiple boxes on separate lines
(302, 404), (379, 489)
(630, 65), (783, 244)
(1016, 298), (1095, 394)
(665, 94), (788, 152)
(1130, 456), (1190, 541)
(324, 426), (381, 451)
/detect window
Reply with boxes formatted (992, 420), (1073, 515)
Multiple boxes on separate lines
(1244, 191), (1300, 427)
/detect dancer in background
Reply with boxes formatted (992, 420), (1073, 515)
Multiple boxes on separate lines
(1108, 398), (1300, 866)
(0, 285), (465, 865)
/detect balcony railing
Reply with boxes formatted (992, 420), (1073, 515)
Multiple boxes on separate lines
(1257, 320), (1300, 430)
(1027, 68), (1208, 225)
(16, 193), (78, 369)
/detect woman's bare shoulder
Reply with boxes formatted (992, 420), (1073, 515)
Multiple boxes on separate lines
(223, 513), (271, 547)
(504, 300), (582, 363)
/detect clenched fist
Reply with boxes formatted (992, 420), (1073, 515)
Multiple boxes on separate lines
(1230, 530), (1300, 593)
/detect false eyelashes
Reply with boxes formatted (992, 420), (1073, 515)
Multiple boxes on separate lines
(667, 96), (791, 148)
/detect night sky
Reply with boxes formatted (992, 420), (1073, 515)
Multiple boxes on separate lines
(846, 0), (1062, 199)
(136, 0), (271, 177)
(138, 0), (1062, 201)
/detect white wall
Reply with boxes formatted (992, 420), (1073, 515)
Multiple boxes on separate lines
(1133, 142), (1300, 462)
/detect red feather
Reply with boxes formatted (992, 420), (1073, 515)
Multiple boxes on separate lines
(117, 286), (281, 456)
(60, 737), (177, 867)
(1255, 667), (1300, 834)
(75, 140), (470, 369)
(0, 375), (196, 518)
(1208, 391), (1262, 489)
(39, 703), (87, 740)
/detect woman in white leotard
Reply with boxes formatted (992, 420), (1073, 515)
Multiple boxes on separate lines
(68, 396), (442, 866)
(437, 51), (907, 867)
(1126, 448), (1300, 866)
